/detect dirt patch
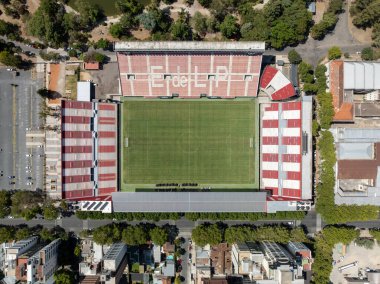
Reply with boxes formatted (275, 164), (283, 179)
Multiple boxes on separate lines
(27, 0), (40, 14)
(90, 24), (119, 42)
(160, 0), (210, 19)
(132, 28), (151, 40)
(347, 0), (372, 44)
(314, 1), (328, 24)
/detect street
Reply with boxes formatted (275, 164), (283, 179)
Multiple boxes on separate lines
(0, 68), (44, 191)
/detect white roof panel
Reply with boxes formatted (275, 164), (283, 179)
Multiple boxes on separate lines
(262, 145), (278, 154)
(262, 128), (279, 137)
(282, 110), (300, 120)
(262, 162), (278, 171)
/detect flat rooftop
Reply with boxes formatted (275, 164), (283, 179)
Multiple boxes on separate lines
(115, 41), (266, 52)
(112, 192), (267, 212)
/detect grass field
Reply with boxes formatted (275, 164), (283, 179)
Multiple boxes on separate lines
(121, 99), (259, 191)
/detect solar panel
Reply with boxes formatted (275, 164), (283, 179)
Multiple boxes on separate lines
(93, 202), (102, 210)
(99, 203), (108, 211)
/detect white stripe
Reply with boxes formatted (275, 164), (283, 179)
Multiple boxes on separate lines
(262, 128), (279, 137)
(263, 111), (278, 120)
(286, 145), (300, 154)
(262, 145), (278, 154)
(282, 128), (300, 137)
(282, 162), (300, 172)
(262, 178), (278, 187)
(262, 162), (278, 171)
(282, 110), (300, 119)
(283, 180), (300, 189)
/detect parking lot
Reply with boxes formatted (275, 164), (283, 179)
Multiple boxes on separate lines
(330, 239), (380, 284)
(0, 68), (44, 191)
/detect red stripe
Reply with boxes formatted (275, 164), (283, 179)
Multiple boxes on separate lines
(282, 188), (301, 198)
(62, 116), (91, 124)
(282, 137), (301, 145)
(63, 189), (93, 199)
(262, 170), (278, 179)
(98, 104), (116, 111)
(62, 146), (92, 153)
(262, 120), (279, 128)
(62, 131), (92, 139)
(286, 119), (301, 128)
(282, 102), (301, 111)
(63, 175), (91, 183)
(286, 171), (302, 180)
(262, 137), (279, 145)
(262, 153), (278, 162)
(98, 131), (116, 138)
(62, 160), (93, 168)
(98, 160), (116, 167)
(98, 173), (116, 181)
(265, 104), (279, 111)
(282, 154), (301, 163)
(62, 101), (92, 110)
(99, 145), (115, 153)
(98, 187), (117, 195)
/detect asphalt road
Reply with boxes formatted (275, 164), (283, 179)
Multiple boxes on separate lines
(0, 69), (44, 191)
(179, 237), (190, 283)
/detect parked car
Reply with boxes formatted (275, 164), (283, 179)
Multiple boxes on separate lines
(9, 181), (15, 185)
(8, 176), (15, 179)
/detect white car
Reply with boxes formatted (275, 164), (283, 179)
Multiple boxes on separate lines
(6, 68), (15, 71)
(26, 154), (32, 157)
(26, 182), (33, 185)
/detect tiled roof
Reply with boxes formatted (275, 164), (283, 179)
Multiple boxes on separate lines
(260, 66), (296, 101)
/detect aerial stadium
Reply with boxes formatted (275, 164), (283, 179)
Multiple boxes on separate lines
(61, 41), (312, 213)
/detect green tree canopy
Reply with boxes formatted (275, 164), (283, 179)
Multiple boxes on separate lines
(287, 49), (302, 64)
(76, 0), (103, 29)
(0, 51), (22, 68)
(220, 15), (239, 39)
(192, 12), (208, 37)
(15, 228), (31, 241)
(115, 0), (144, 15)
(328, 46), (342, 60)
(191, 224), (222, 247)
(27, 0), (68, 47)
(0, 227), (15, 243)
(122, 225), (148, 245)
(92, 224), (121, 245)
(361, 47), (375, 60)
(149, 227), (168, 246)
(0, 191), (11, 218)
(43, 205), (59, 220)
(54, 269), (75, 284)
(170, 9), (192, 40)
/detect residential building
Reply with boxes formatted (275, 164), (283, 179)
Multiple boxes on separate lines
(24, 239), (61, 284)
(210, 243), (232, 276)
(79, 239), (105, 276)
(231, 242), (264, 279)
(4, 236), (39, 279)
(327, 60), (380, 122)
(100, 243), (128, 284)
(230, 241), (312, 284)
(331, 127), (380, 205)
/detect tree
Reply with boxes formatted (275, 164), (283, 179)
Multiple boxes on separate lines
(0, 51), (22, 68)
(198, 0), (212, 8)
(54, 269), (75, 284)
(43, 205), (59, 220)
(170, 9), (192, 40)
(93, 225), (121, 245)
(76, 0), (103, 29)
(149, 227), (168, 246)
(115, 0), (144, 16)
(94, 38), (111, 50)
(361, 47), (375, 60)
(328, 46), (342, 60)
(0, 227), (15, 243)
(174, 276), (181, 284)
(191, 224), (222, 247)
(355, 237), (375, 249)
(317, 92), (334, 129)
(192, 12), (208, 37)
(0, 19), (20, 40)
(220, 15), (239, 39)
(15, 228), (31, 240)
(27, 0), (68, 47)
(0, 191), (11, 218)
(74, 245), (81, 257)
(82, 51), (107, 63)
(122, 225), (148, 245)
(40, 228), (54, 241)
(288, 49), (302, 64)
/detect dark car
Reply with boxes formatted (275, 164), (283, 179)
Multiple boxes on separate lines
(9, 181), (15, 185)
(8, 176), (15, 179)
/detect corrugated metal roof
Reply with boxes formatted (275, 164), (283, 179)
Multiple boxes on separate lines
(111, 192), (267, 212)
(344, 62), (380, 90)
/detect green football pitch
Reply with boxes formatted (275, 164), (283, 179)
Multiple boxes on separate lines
(121, 99), (258, 191)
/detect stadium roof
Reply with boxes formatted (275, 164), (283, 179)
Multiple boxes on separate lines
(260, 66), (296, 101)
(344, 62), (380, 90)
(112, 192), (267, 212)
(115, 41), (266, 53)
